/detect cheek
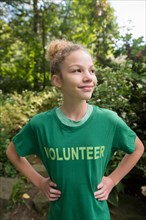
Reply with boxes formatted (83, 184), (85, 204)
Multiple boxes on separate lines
(93, 75), (98, 86)
(63, 76), (78, 85)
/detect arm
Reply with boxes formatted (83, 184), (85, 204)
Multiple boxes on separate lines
(6, 142), (61, 201)
(108, 136), (144, 185)
(94, 136), (144, 200)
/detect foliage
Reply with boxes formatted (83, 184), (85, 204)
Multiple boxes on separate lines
(0, 87), (62, 177)
(113, 34), (146, 141)
(94, 0), (119, 65)
(8, 179), (26, 209)
(0, 0), (119, 92)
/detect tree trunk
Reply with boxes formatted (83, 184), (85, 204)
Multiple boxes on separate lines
(33, 0), (39, 33)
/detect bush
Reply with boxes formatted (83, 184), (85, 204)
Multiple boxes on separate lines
(0, 87), (62, 177)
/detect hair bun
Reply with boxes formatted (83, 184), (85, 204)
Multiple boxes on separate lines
(47, 39), (73, 61)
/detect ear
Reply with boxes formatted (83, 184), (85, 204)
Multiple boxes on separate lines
(51, 74), (62, 89)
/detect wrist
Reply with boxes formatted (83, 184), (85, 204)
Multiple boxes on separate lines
(108, 175), (117, 187)
(38, 176), (46, 189)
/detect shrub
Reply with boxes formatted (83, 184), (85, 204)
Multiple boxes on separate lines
(0, 87), (62, 177)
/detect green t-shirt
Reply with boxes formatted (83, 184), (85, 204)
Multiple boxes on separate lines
(12, 105), (136, 220)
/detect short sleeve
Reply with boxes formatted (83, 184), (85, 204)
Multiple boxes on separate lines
(113, 116), (136, 154)
(12, 119), (38, 157)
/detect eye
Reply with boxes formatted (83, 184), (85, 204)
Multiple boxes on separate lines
(90, 69), (95, 74)
(72, 69), (81, 73)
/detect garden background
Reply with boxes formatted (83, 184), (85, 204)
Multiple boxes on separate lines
(0, 0), (146, 219)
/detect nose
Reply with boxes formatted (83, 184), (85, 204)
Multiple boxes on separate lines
(83, 71), (92, 81)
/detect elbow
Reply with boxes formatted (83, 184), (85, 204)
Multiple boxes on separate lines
(6, 141), (15, 159)
(6, 143), (11, 159)
(141, 143), (145, 156)
(135, 136), (145, 157)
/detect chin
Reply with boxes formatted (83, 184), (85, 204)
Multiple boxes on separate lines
(82, 94), (92, 100)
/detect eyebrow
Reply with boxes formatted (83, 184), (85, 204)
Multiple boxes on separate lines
(69, 64), (94, 68)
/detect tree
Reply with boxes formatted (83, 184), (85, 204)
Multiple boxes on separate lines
(0, 0), (120, 92)
(59, 0), (119, 60)
(114, 33), (146, 140)
(0, 0), (63, 92)
(94, 0), (119, 66)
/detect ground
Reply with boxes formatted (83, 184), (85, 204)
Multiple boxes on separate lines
(1, 184), (47, 220)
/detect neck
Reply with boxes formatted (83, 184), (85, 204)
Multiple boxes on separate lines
(60, 101), (88, 121)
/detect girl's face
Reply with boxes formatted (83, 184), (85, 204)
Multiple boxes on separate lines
(52, 50), (97, 102)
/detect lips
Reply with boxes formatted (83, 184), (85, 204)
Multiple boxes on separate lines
(78, 85), (94, 92)
(78, 85), (94, 89)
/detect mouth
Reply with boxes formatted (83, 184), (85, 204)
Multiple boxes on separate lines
(78, 85), (94, 89)
(78, 85), (94, 91)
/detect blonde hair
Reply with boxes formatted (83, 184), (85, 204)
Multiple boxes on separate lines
(47, 39), (90, 75)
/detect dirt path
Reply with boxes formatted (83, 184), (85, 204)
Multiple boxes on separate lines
(0, 183), (48, 220)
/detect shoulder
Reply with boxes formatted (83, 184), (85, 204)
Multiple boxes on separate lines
(92, 105), (118, 121)
(30, 108), (56, 126)
(92, 105), (134, 132)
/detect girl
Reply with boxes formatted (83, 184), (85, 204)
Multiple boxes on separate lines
(6, 39), (144, 220)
